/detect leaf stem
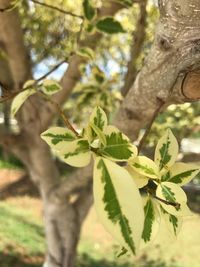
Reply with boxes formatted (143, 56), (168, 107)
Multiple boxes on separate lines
(146, 187), (180, 209)
(138, 98), (165, 153)
(0, 59), (67, 103)
(37, 91), (80, 137)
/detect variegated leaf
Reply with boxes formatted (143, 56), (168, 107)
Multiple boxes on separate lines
(160, 207), (183, 237)
(93, 157), (144, 255)
(126, 166), (148, 188)
(42, 79), (62, 95)
(141, 198), (160, 244)
(129, 156), (159, 179)
(90, 106), (108, 131)
(156, 182), (191, 216)
(89, 122), (106, 146)
(11, 88), (36, 117)
(98, 126), (137, 161)
(155, 129), (178, 172)
(41, 127), (77, 150)
(161, 162), (200, 186)
(57, 139), (91, 167)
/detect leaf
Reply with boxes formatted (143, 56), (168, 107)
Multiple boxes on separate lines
(160, 207), (183, 237)
(161, 162), (200, 186)
(57, 139), (91, 167)
(83, 0), (96, 21)
(156, 182), (191, 216)
(11, 88), (36, 117)
(99, 127), (137, 161)
(155, 129), (179, 172)
(41, 127), (77, 150)
(93, 157), (144, 254)
(42, 80), (62, 95)
(77, 47), (94, 60)
(92, 66), (105, 84)
(90, 106), (108, 131)
(129, 156), (159, 179)
(140, 198), (161, 249)
(142, 198), (155, 243)
(96, 17), (125, 34)
(89, 123), (106, 146)
(126, 166), (148, 189)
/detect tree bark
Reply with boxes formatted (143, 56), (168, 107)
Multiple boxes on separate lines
(0, 1), (125, 267)
(1, 1), (200, 267)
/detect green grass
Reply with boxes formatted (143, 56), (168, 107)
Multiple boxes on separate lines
(0, 198), (199, 267)
(0, 202), (45, 256)
(0, 158), (24, 170)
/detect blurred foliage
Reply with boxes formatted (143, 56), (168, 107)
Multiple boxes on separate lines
(13, 1), (200, 149)
(147, 103), (200, 147)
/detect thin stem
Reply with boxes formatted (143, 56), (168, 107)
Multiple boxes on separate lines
(138, 98), (165, 153)
(153, 195), (181, 209)
(0, 59), (67, 103)
(145, 187), (180, 209)
(37, 91), (80, 137)
(30, 0), (83, 19)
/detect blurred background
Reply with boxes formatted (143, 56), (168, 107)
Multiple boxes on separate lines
(0, 0), (199, 266)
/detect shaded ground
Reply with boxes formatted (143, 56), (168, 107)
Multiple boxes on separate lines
(0, 170), (39, 199)
(0, 169), (200, 267)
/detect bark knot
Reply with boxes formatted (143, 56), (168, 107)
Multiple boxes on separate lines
(157, 35), (172, 51)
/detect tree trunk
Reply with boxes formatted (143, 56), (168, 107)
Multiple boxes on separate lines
(14, 136), (93, 267)
(1, 1), (200, 267)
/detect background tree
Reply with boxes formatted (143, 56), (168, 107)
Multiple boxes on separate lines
(0, 0), (199, 267)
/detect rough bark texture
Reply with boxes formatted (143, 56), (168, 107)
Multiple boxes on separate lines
(117, 0), (200, 139)
(121, 0), (147, 96)
(0, 1), (200, 267)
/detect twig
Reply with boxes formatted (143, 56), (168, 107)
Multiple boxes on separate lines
(0, 59), (67, 103)
(138, 98), (165, 153)
(30, 0), (83, 19)
(146, 187), (181, 209)
(153, 195), (181, 209)
(37, 91), (80, 137)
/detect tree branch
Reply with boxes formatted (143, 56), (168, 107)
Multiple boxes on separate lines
(30, 0), (83, 19)
(121, 0), (147, 96)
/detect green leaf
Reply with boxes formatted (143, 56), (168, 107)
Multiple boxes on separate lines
(77, 47), (94, 60)
(93, 157), (144, 254)
(83, 0), (96, 21)
(155, 129), (179, 172)
(41, 127), (77, 150)
(11, 88), (36, 117)
(100, 128), (137, 161)
(42, 79), (62, 95)
(142, 198), (155, 243)
(129, 156), (159, 179)
(57, 139), (91, 167)
(161, 162), (200, 185)
(96, 17), (125, 34)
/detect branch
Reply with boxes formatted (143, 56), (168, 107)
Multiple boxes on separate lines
(138, 98), (165, 153)
(30, 0), (83, 19)
(0, 59), (67, 103)
(115, 0), (200, 141)
(121, 0), (147, 96)
(40, 1), (125, 129)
